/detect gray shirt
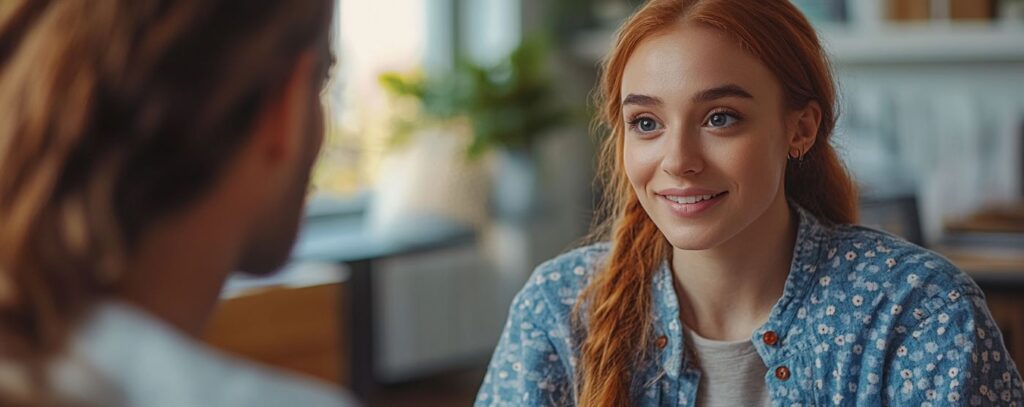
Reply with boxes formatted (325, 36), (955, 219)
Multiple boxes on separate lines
(684, 327), (772, 407)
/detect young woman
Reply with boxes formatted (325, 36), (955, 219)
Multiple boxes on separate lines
(0, 1), (351, 406)
(477, 0), (1023, 405)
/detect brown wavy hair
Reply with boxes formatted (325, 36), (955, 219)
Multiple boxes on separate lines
(576, 0), (858, 405)
(0, 0), (333, 404)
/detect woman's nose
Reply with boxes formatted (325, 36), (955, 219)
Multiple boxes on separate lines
(660, 129), (705, 177)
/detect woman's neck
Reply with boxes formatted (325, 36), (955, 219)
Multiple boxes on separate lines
(671, 195), (797, 341)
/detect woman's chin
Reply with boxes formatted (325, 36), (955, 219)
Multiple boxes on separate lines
(663, 230), (725, 252)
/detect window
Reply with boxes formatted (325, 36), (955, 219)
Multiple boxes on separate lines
(314, 0), (429, 197)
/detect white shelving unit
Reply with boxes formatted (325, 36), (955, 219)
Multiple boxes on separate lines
(819, 23), (1024, 65)
(570, 0), (1024, 65)
(572, 23), (1024, 65)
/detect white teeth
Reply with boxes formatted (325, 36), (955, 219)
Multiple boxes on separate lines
(666, 193), (716, 204)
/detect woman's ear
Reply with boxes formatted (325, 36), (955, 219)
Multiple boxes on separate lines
(788, 100), (821, 157)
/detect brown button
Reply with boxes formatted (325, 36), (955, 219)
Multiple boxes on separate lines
(655, 336), (668, 349)
(775, 366), (791, 381)
(762, 331), (779, 346)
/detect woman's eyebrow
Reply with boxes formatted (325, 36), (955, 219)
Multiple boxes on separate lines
(622, 84), (753, 108)
(622, 94), (663, 107)
(692, 84), (754, 103)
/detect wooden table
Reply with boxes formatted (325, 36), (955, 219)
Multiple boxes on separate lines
(206, 275), (345, 384)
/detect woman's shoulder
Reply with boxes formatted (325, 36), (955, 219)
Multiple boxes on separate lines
(509, 243), (611, 325)
(813, 223), (983, 317)
(532, 242), (611, 282)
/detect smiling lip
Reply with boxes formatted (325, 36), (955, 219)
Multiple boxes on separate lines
(655, 188), (728, 218)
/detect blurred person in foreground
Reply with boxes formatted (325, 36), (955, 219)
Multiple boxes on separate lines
(0, 1), (355, 405)
(477, 0), (1022, 405)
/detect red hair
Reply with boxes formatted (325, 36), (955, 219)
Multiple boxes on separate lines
(576, 0), (858, 405)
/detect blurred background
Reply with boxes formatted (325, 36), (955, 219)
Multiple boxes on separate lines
(200, 0), (1024, 405)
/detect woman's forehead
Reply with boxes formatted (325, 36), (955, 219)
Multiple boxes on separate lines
(620, 23), (781, 107)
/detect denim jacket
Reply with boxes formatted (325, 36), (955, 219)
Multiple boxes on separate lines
(477, 205), (1023, 406)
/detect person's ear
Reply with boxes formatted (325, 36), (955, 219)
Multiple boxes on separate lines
(787, 100), (821, 158)
(251, 51), (319, 166)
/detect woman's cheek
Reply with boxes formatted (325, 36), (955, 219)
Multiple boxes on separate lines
(734, 141), (785, 190)
(623, 138), (662, 187)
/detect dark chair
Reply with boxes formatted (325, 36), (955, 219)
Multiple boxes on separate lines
(858, 193), (924, 247)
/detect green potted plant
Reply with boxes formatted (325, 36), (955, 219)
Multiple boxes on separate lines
(457, 36), (568, 159)
(371, 71), (485, 232)
(378, 69), (465, 147)
(380, 36), (569, 220)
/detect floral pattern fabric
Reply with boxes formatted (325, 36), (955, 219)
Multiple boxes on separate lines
(477, 205), (1024, 406)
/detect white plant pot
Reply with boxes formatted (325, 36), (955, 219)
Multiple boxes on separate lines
(368, 129), (487, 236)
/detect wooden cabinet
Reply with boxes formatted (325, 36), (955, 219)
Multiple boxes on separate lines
(202, 283), (348, 386)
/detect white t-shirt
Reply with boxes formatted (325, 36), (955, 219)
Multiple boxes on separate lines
(683, 326), (772, 407)
(50, 301), (357, 407)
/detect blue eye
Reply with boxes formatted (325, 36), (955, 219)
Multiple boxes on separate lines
(706, 112), (739, 128)
(628, 116), (660, 133)
(638, 118), (657, 131)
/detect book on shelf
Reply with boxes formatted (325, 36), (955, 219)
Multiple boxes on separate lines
(887, 0), (996, 22)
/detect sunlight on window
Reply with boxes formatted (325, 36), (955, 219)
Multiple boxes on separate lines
(315, 0), (426, 196)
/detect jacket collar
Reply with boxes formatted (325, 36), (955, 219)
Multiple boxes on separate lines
(650, 202), (830, 376)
